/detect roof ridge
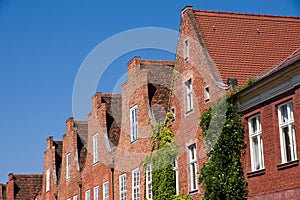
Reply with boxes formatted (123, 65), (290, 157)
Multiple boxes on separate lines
(193, 9), (300, 21)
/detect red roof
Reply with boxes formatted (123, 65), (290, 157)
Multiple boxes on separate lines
(192, 9), (300, 86)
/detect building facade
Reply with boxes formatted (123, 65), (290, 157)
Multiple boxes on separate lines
(1, 7), (300, 200)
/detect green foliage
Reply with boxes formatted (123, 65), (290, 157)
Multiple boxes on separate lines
(143, 112), (190, 200)
(199, 100), (248, 200)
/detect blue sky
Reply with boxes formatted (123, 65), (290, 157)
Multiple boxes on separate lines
(0, 0), (299, 183)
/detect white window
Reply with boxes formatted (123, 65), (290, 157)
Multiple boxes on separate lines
(145, 164), (152, 200)
(174, 159), (179, 195)
(93, 133), (99, 164)
(130, 105), (138, 142)
(188, 144), (198, 191)
(278, 101), (297, 163)
(73, 195), (78, 200)
(103, 181), (109, 200)
(85, 190), (90, 200)
(119, 174), (126, 200)
(66, 153), (71, 180)
(94, 186), (99, 200)
(132, 168), (140, 200)
(185, 79), (193, 112)
(249, 114), (264, 171)
(184, 39), (189, 60)
(46, 168), (50, 192)
(67, 198), (70, 200)
(205, 86), (210, 102)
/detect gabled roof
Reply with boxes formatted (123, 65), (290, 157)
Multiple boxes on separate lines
(192, 9), (300, 86)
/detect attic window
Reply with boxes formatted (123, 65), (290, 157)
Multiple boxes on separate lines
(184, 39), (189, 60)
(205, 86), (210, 102)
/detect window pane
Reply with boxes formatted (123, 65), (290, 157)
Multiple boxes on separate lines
(283, 127), (292, 162)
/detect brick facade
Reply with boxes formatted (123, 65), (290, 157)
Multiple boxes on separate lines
(1, 7), (300, 200)
(235, 49), (300, 200)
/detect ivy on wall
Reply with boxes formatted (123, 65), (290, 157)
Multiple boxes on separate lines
(143, 112), (190, 200)
(199, 99), (248, 200)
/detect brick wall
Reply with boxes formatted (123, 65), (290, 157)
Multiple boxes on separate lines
(242, 87), (300, 199)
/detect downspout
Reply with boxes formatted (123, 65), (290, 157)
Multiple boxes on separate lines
(109, 164), (115, 200)
(77, 179), (82, 200)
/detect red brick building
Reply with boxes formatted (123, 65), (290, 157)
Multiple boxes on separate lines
(1, 7), (300, 200)
(234, 49), (300, 200)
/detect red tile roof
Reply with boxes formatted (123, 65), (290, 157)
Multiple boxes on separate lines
(193, 9), (300, 86)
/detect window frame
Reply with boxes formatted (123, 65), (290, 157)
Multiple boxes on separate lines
(278, 101), (297, 163)
(145, 163), (152, 200)
(85, 189), (90, 200)
(94, 186), (99, 200)
(73, 195), (78, 200)
(248, 114), (264, 171)
(46, 168), (50, 192)
(184, 39), (189, 60)
(132, 168), (140, 200)
(119, 174), (127, 200)
(93, 133), (99, 164)
(188, 144), (198, 192)
(185, 79), (193, 113)
(66, 153), (71, 180)
(173, 159), (179, 195)
(204, 85), (210, 102)
(130, 105), (138, 142)
(103, 181), (109, 200)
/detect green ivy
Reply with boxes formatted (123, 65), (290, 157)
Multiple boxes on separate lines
(199, 99), (248, 200)
(143, 112), (190, 200)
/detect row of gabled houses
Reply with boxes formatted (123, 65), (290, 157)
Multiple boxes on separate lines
(1, 6), (300, 200)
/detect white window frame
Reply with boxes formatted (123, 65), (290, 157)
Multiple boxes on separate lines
(146, 163), (152, 200)
(103, 181), (109, 200)
(73, 195), (78, 200)
(248, 114), (264, 171)
(130, 105), (138, 142)
(278, 101), (297, 163)
(66, 153), (71, 180)
(93, 133), (99, 164)
(94, 186), (99, 200)
(132, 168), (140, 200)
(188, 144), (198, 192)
(85, 189), (90, 200)
(46, 168), (50, 192)
(185, 79), (193, 112)
(184, 39), (189, 60)
(204, 85), (210, 102)
(119, 174), (127, 200)
(173, 159), (179, 195)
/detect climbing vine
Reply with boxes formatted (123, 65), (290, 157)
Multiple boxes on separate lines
(143, 112), (190, 200)
(199, 99), (248, 200)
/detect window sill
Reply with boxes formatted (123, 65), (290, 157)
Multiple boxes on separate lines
(189, 189), (198, 195)
(247, 168), (265, 178)
(130, 139), (138, 144)
(93, 161), (99, 166)
(186, 109), (193, 115)
(277, 160), (299, 170)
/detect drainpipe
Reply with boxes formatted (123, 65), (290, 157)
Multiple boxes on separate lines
(77, 179), (82, 200)
(109, 164), (115, 200)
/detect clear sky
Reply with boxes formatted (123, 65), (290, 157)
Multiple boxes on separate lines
(0, 0), (299, 183)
